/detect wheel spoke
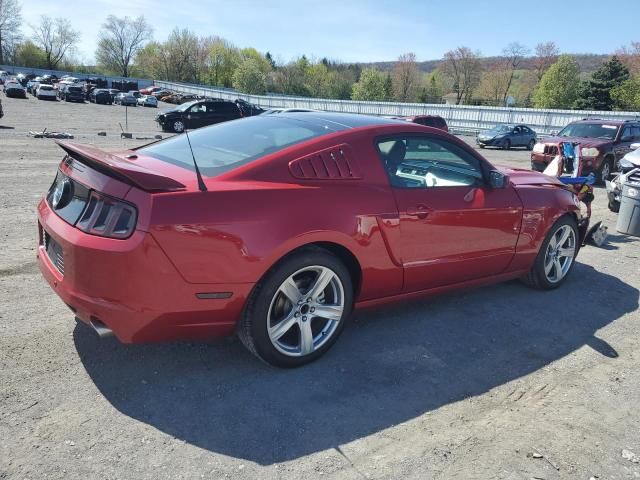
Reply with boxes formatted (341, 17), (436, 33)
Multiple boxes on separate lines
(558, 247), (574, 259)
(307, 268), (334, 300)
(312, 304), (343, 321)
(557, 227), (572, 248)
(299, 321), (314, 355)
(554, 258), (563, 279)
(279, 277), (302, 304)
(548, 234), (558, 250)
(269, 313), (298, 341)
(544, 258), (554, 275)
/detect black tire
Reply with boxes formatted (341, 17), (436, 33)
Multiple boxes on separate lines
(521, 215), (579, 290)
(608, 199), (620, 213)
(527, 139), (536, 151)
(238, 247), (353, 367)
(503, 139), (511, 150)
(479, 144), (485, 149)
(596, 156), (613, 186)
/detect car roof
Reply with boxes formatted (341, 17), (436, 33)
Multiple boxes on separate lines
(572, 119), (629, 125)
(276, 112), (406, 129)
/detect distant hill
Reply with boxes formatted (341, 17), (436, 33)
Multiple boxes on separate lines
(356, 53), (611, 75)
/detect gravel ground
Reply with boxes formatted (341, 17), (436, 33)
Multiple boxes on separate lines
(1, 94), (639, 480)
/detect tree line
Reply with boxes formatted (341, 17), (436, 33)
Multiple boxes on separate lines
(1, 0), (639, 111)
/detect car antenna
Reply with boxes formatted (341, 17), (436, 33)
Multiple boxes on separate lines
(183, 129), (207, 192)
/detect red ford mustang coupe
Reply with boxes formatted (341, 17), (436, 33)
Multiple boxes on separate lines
(38, 113), (587, 367)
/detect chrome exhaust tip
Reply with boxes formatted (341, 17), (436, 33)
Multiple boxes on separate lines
(90, 318), (114, 338)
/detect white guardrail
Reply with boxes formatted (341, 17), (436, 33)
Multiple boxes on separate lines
(155, 80), (640, 136)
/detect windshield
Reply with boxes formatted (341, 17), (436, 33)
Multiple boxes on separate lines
(175, 101), (196, 112)
(138, 115), (347, 177)
(487, 125), (512, 134)
(558, 123), (619, 140)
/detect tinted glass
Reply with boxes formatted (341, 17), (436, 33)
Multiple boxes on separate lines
(558, 123), (619, 140)
(376, 136), (483, 188)
(138, 116), (347, 177)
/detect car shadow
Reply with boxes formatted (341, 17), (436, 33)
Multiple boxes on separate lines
(0, 125), (15, 129)
(75, 262), (637, 465)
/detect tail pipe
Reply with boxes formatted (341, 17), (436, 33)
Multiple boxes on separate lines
(90, 318), (114, 338)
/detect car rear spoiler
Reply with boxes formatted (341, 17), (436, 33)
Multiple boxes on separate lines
(56, 141), (186, 192)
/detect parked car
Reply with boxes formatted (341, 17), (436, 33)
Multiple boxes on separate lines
(27, 81), (40, 94)
(38, 112), (588, 367)
(60, 85), (85, 103)
(155, 99), (244, 132)
(137, 94), (158, 107)
(477, 124), (537, 150)
(531, 119), (640, 185)
(4, 81), (27, 98)
(107, 89), (120, 102)
(114, 92), (137, 106)
(89, 89), (113, 105)
(235, 98), (265, 116)
(151, 89), (173, 99)
(36, 84), (57, 101)
(139, 86), (162, 95)
(398, 115), (449, 132)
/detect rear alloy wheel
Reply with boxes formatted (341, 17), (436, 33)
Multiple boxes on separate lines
(522, 216), (578, 290)
(239, 248), (353, 367)
(503, 139), (511, 150)
(172, 120), (185, 133)
(527, 139), (536, 151)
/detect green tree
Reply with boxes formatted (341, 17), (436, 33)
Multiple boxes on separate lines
(351, 68), (390, 101)
(574, 56), (630, 110)
(206, 37), (240, 87)
(533, 55), (581, 109)
(95, 15), (152, 77)
(611, 78), (640, 111)
(232, 58), (267, 94)
(15, 40), (47, 68)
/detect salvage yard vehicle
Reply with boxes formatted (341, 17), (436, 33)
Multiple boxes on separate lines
(36, 84), (57, 101)
(155, 99), (244, 132)
(137, 94), (158, 107)
(606, 143), (640, 212)
(114, 92), (137, 106)
(476, 124), (537, 150)
(396, 115), (449, 132)
(37, 112), (589, 367)
(4, 81), (27, 99)
(531, 119), (640, 185)
(89, 89), (112, 105)
(60, 85), (85, 103)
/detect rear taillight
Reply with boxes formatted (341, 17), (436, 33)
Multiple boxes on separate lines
(76, 191), (137, 239)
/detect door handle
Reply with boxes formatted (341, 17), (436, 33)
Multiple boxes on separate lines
(406, 205), (431, 219)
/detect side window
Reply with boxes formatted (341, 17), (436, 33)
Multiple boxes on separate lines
(190, 103), (206, 113)
(621, 125), (633, 140)
(632, 125), (640, 140)
(376, 136), (484, 189)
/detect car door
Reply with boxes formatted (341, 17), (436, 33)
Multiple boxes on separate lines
(377, 134), (523, 292)
(185, 103), (207, 128)
(614, 124), (639, 162)
(512, 126), (525, 146)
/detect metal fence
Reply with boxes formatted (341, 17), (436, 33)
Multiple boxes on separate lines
(0, 64), (154, 89)
(155, 80), (640, 136)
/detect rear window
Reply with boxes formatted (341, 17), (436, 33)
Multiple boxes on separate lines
(137, 116), (346, 177)
(69, 86), (82, 92)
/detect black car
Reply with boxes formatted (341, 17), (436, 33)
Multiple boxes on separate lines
(476, 124), (537, 150)
(4, 82), (27, 98)
(60, 85), (85, 103)
(155, 99), (245, 132)
(89, 88), (112, 105)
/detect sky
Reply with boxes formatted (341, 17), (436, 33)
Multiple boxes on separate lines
(18, 0), (640, 64)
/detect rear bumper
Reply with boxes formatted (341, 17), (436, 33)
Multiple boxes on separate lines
(37, 198), (253, 343)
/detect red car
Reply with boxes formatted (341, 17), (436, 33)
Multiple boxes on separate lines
(37, 113), (587, 367)
(139, 86), (162, 95)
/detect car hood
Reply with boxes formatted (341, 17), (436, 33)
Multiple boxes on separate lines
(539, 135), (611, 148)
(496, 166), (563, 186)
(622, 148), (640, 166)
(158, 108), (182, 116)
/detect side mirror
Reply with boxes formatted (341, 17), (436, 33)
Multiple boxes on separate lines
(489, 170), (508, 189)
(631, 143), (640, 151)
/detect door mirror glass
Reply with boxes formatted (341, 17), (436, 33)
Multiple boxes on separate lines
(489, 170), (508, 189)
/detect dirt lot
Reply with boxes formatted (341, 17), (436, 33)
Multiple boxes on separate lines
(1, 94), (639, 480)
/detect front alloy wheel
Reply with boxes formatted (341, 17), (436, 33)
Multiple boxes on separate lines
(173, 120), (185, 133)
(543, 225), (576, 284)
